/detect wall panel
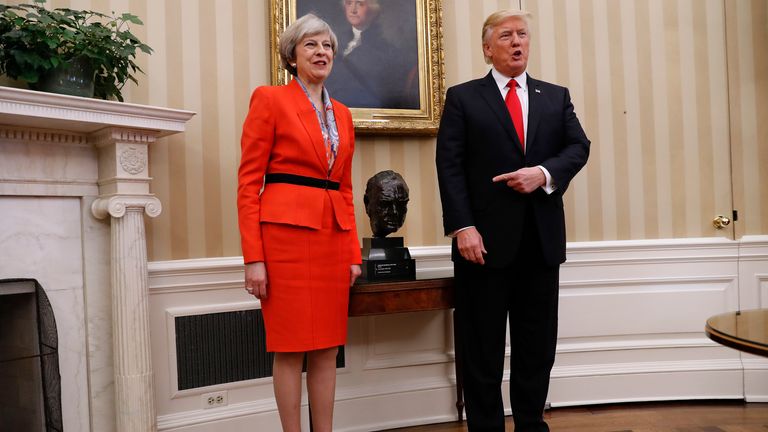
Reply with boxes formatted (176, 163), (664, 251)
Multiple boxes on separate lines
(147, 236), (768, 430)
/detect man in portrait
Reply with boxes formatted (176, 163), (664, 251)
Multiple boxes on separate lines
(323, 0), (419, 109)
(363, 170), (409, 238)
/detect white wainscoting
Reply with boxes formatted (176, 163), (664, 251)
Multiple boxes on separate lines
(148, 236), (768, 431)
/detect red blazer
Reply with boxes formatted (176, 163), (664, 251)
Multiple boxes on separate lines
(237, 79), (361, 264)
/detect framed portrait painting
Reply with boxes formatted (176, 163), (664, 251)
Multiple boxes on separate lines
(270, 0), (445, 135)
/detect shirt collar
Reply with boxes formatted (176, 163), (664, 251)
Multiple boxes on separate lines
(491, 67), (528, 93)
(294, 76), (331, 109)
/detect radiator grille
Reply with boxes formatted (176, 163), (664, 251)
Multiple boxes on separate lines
(175, 309), (344, 390)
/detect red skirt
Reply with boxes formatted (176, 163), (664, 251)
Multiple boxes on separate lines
(260, 194), (351, 352)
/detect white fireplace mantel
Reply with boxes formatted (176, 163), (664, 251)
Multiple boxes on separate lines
(0, 86), (195, 432)
(0, 86), (193, 135)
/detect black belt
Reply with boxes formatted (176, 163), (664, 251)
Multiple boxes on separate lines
(264, 173), (340, 190)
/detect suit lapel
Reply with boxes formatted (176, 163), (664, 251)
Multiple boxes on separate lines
(329, 99), (348, 178)
(477, 71), (523, 154)
(289, 80), (330, 172)
(525, 73), (542, 152)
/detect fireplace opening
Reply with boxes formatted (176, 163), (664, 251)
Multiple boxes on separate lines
(0, 279), (63, 432)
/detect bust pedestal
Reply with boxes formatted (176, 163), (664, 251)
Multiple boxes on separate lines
(360, 237), (416, 282)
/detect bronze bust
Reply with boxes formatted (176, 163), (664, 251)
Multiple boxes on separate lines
(363, 170), (409, 238)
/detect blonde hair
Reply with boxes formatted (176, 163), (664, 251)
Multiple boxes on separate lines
(279, 14), (338, 76)
(481, 10), (532, 64)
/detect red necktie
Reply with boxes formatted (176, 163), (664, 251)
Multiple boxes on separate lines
(505, 79), (525, 151)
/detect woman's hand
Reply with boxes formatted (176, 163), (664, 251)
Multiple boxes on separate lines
(350, 264), (362, 286)
(244, 262), (268, 299)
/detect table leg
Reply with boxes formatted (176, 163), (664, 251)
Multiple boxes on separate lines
(309, 402), (313, 432)
(453, 309), (464, 422)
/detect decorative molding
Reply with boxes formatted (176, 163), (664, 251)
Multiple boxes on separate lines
(157, 398), (278, 431)
(148, 256), (246, 293)
(91, 194), (162, 219)
(757, 273), (768, 308)
(154, 356), (747, 431)
(557, 335), (719, 353)
(564, 253), (739, 267)
(166, 301), (260, 318)
(118, 145), (148, 175)
(409, 245), (454, 278)
(560, 275), (737, 289)
(738, 235), (768, 261)
(550, 394), (745, 409)
(743, 358), (768, 370)
(0, 86), (195, 137)
(0, 125), (89, 145)
(363, 350), (453, 371)
(550, 359), (743, 378)
(566, 236), (742, 252)
(90, 127), (159, 147)
(147, 238), (768, 287)
(157, 375), (456, 431)
(147, 250), (452, 293)
(96, 177), (154, 188)
(0, 177), (97, 188)
(146, 236), (768, 431)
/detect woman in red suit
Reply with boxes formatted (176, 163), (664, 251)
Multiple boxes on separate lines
(237, 14), (361, 432)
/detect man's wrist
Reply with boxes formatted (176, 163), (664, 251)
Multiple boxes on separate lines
(537, 166), (557, 194)
(448, 226), (474, 238)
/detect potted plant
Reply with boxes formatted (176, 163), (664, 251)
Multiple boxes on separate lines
(0, 0), (152, 101)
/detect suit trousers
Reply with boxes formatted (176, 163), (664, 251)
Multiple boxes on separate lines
(455, 207), (560, 432)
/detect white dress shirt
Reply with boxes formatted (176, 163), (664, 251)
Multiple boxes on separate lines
(343, 27), (363, 57)
(491, 67), (556, 195)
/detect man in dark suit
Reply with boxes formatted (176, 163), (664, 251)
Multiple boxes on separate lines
(435, 9), (590, 432)
(325, 0), (418, 109)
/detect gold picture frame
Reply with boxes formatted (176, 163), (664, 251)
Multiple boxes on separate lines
(270, 0), (445, 135)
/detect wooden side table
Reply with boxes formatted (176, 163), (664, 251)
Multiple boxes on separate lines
(705, 309), (768, 357)
(349, 277), (464, 421)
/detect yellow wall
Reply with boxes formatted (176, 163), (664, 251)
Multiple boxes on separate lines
(29, 0), (768, 260)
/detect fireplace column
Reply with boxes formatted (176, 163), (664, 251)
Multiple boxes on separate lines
(91, 128), (162, 432)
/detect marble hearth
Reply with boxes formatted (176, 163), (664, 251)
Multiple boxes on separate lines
(0, 87), (194, 431)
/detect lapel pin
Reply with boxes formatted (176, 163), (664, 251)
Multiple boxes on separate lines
(535, 89), (541, 93)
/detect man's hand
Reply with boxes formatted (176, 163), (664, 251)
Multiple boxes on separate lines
(457, 227), (487, 265)
(350, 264), (362, 286)
(492, 167), (545, 193)
(244, 262), (268, 299)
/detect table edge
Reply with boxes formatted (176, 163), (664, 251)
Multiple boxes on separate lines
(705, 323), (768, 357)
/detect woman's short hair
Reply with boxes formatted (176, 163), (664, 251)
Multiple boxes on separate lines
(279, 14), (338, 76)
(481, 10), (532, 64)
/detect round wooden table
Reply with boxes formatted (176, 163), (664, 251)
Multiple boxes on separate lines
(705, 309), (768, 357)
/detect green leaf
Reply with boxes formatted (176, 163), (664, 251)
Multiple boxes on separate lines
(19, 70), (40, 82)
(1, 0), (152, 101)
(121, 13), (143, 25)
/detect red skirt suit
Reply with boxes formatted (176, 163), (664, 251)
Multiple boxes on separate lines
(237, 80), (362, 352)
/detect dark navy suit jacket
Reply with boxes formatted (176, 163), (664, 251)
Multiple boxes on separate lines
(436, 71), (590, 268)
